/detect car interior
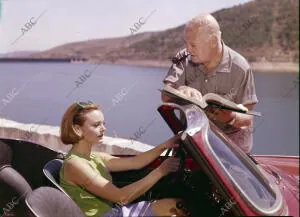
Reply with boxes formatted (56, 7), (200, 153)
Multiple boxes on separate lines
(1, 135), (231, 217)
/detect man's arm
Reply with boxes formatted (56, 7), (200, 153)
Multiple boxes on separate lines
(209, 65), (258, 128)
(206, 103), (256, 128)
(161, 82), (174, 102)
(231, 103), (256, 128)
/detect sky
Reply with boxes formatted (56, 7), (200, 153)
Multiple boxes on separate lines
(0, 0), (251, 53)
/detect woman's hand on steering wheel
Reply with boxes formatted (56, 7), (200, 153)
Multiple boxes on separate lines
(162, 132), (185, 175)
(162, 134), (181, 150)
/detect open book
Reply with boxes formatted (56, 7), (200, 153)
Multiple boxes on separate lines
(160, 85), (261, 117)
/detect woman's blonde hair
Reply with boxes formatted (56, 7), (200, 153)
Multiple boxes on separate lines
(60, 102), (99, 145)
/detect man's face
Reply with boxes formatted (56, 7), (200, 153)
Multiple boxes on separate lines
(184, 28), (213, 64)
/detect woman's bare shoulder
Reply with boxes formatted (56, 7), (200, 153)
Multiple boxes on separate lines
(63, 157), (93, 184)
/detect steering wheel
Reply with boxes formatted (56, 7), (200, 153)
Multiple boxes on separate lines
(147, 134), (186, 201)
(164, 137), (186, 185)
(166, 131), (186, 167)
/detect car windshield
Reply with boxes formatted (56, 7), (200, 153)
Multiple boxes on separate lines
(181, 105), (278, 213)
(207, 128), (276, 210)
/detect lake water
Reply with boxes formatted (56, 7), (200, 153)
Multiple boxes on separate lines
(0, 62), (298, 155)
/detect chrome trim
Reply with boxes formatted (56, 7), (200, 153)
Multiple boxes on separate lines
(186, 127), (201, 137)
(271, 170), (282, 185)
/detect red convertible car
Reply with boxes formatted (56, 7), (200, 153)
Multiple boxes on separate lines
(0, 103), (299, 216)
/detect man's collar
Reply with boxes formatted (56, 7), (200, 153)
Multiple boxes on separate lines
(215, 41), (232, 73)
(188, 41), (232, 74)
(194, 41), (232, 75)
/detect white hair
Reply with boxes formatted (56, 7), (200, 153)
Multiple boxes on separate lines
(185, 14), (222, 40)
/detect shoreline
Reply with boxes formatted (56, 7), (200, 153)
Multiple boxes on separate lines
(0, 58), (298, 73)
(250, 62), (299, 73)
(95, 59), (299, 73)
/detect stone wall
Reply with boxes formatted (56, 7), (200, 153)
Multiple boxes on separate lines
(0, 118), (153, 155)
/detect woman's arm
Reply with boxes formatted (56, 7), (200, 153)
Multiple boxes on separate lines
(96, 135), (180, 172)
(64, 157), (179, 205)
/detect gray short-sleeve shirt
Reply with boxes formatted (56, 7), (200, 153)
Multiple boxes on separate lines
(163, 43), (259, 153)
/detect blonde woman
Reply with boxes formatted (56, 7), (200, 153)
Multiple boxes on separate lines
(59, 101), (190, 217)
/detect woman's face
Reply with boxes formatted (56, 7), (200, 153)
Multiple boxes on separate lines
(79, 110), (106, 144)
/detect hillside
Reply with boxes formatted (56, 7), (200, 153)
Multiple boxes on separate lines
(32, 0), (299, 65)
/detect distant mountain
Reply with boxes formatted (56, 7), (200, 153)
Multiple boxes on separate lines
(1, 51), (39, 58)
(32, 0), (299, 64)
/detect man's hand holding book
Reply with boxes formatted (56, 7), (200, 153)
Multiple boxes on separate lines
(176, 85), (247, 127)
(205, 102), (249, 127)
(176, 85), (231, 123)
(161, 84), (258, 129)
(177, 86), (202, 102)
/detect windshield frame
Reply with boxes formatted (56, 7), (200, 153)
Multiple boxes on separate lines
(159, 103), (284, 216)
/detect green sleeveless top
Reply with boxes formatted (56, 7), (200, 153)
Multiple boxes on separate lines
(59, 151), (113, 217)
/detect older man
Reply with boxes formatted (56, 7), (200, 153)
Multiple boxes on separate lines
(162, 14), (258, 153)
